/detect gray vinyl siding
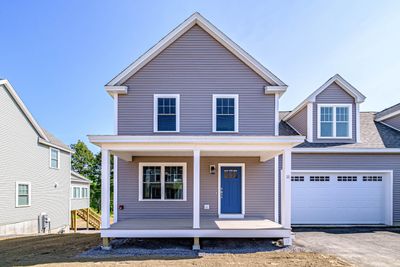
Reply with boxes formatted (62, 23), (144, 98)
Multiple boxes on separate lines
(313, 82), (356, 143)
(70, 181), (90, 211)
(117, 156), (275, 221)
(383, 115), (400, 131)
(292, 153), (400, 223)
(0, 85), (70, 230)
(287, 106), (307, 135)
(118, 25), (275, 136)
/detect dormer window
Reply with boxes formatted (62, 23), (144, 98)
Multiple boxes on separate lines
(154, 94), (180, 132)
(213, 94), (239, 132)
(318, 104), (352, 138)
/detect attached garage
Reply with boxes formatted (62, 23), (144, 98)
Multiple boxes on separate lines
(291, 171), (393, 225)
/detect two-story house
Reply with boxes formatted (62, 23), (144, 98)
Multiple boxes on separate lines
(0, 79), (91, 235)
(89, 13), (400, 249)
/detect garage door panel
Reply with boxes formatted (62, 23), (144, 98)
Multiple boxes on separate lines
(292, 172), (388, 225)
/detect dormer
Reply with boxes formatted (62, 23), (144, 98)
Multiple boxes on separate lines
(283, 74), (366, 143)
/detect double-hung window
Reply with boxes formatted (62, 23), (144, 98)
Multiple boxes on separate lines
(139, 163), (186, 201)
(82, 187), (89, 198)
(50, 148), (60, 169)
(154, 94), (180, 132)
(16, 182), (31, 207)
(318, 104), (352, 138)
(73, 187), (81, 199)
(213, 94), (239, 132)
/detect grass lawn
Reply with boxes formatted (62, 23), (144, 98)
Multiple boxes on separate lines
(0, 233), (349, 266)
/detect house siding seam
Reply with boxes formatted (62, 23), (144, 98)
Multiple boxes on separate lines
(292, 153), (400, 223)
(118, 25), (275, 136)
(287, 106), (307, 135)
(117, 156), (275, 221)
(313, 82), (357, 143)
(383, 115), (400, 131)
(0, 85), (70, 230)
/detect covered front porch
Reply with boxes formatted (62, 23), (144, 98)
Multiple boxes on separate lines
(88, 135), (303, 248)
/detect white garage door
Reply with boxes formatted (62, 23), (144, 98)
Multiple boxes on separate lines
(292, 171), (391, 225)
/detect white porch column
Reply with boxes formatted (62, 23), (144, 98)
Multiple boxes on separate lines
(193, 149), (200, 229)
(101, 148), (111, 229)
(113, 155), (118, 223)
(281, 148), (292, 229)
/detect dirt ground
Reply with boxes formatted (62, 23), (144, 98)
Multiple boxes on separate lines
(0, 233), (349, 267)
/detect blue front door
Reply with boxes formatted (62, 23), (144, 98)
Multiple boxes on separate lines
(220, 166), (242, 214)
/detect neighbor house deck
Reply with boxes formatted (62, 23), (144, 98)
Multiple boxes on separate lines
(102, 217), (291, 239)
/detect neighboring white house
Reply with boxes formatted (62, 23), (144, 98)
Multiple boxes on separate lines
(0, 79), (91, 235)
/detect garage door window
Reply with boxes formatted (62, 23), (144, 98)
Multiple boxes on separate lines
(310, 176), (330, 182)
(291, 176), (304, 182)
(337, 176), (357, 182)
(363, 176), (382, 182)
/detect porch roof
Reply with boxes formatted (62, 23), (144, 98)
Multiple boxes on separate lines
(88, 135), (304, 161)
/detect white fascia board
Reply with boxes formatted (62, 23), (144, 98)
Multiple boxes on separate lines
(70, 171), (92, 183)
(38, 138), (73, 153)
(293, 148), (400, 153)
(88, 135), (305, 145)
(375, 109), (400, 122)
(106, 12), (286, 87)
(1, 80), (49, 141)
(105, 86), (128, 97)
(265, 85), (288, 96)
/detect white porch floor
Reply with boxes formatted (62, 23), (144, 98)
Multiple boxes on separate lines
(109, 217), (285, 230)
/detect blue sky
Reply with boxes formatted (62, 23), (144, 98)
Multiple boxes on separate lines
(1, 1), (400, 151)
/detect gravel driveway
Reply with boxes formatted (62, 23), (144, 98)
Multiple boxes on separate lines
(294, 227), (400, 267)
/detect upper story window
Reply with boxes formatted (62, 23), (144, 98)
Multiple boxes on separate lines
(16, 182), (31, 207)
(318, 104), (352, 138)
(50, 148), (60, 169)
(153, 94), (180, 132)
(213, 94), (239, 132)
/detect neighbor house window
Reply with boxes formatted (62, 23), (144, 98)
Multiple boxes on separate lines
(154, 94), (180, 132)
(16, 182), (31, 207)
(82, 187), (89, 198)
(50, 148), (60, 169)
(73, 187), (81, 199)
(213, 94), (239, 132)
(318, 104), (351, 138)
(139, 163), (186, 201)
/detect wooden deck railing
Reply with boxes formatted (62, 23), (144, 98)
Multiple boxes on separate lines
(75, 208), (101, 230)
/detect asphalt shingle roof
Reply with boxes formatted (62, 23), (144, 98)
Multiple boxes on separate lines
(375, 103), (400, 120)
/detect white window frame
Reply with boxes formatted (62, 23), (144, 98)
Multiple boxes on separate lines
(81, 187), (89, 198)
(138, 162), (187, 201)
(212, 94), (239, 133)
(153, 94), (180, 133)
(16, 182), (31, 207)
(49, 147), (60, 169)
(317, 104), (352, 139)
(72, 186), (81, 199)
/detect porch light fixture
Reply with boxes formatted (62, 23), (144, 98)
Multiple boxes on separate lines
(210, 165), (216, 174)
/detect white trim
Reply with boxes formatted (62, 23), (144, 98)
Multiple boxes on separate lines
(274, 94), (279, 136)
(89, 135), (305, 145)
(49, 147), (60, 169)
(0, 80), (48, 140)
(101, 149), (111, 229)
(38, 138), (73, 153)
(375, 109), (400, 122)
(274, 156), (279, 223)
(106, 12), (286, 87)
(15, 182), (31, 207)
(356, 103), (361, 142)
(281, 148), (292, 229)
(114, 93), (118, 134)
(193, 150), (200, 228)
(153, 94), (180, 133)
(265, 85), (288, 96)
(218, 163), (245, 218)
(283, 74), (366, 122)
(113, 155), (118, 223)
(105, 85), (128, 97)
(317, 104), (352, 139)
(138, 162), (187, 201)
(293, 148), (400, 153)
(101, 228), (291, 238)
(291, 169), (393, 226)
(212, 94), (239, 133)
(307, 103), (313, 142)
